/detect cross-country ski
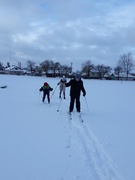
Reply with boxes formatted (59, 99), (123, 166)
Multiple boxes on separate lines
(78, 112), (84, 122)
(68, 112), (72, 120)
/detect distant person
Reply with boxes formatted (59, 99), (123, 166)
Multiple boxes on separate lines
(65, 73), (86, 113)
(39, 82), (53, 103)
(57, 76), (67, 99)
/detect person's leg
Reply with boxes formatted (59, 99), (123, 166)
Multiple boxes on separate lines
(42, 92), (45, 102)
(47, 93), (50, 103)
(69, 96), (75, 112)
(59, 89), (62, 98)
(63, 88), (66, 99)
(76, 96), (80, 112)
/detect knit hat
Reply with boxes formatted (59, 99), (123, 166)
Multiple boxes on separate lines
(62, 76), (66, 81)
(44, 82), (48, 86)
(75, 73), (80, 80)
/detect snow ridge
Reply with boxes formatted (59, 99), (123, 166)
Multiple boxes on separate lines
(65, 114), (124, 180)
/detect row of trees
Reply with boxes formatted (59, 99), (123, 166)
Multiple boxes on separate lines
(27, 52), (135, 79)
(26, 59), (113, 79)
(0, 52), (135, 79)
(82, 53), (135, 79)
(27, 60), (72, 76)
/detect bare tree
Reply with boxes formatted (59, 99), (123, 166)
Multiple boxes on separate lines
(57, 64), (63, 75)
(81, 60), (94, 78)
(61, 65), (72, 76)
(50, 61), (61, 76)
(118, 52), (135, 80)
(95, 64), (111, 79)
(40, 60), (52, 75)
(27, 60), (36, 73)
(34, 65), (42, 76)
(0, 62), (3, 70)
(114, 66), (123, 80)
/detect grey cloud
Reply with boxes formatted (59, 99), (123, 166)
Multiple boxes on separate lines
(1, 0), (135, 69)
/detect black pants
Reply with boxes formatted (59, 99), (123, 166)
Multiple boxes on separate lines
(43, 92), (50, 103)
(69, 95), (80, 112)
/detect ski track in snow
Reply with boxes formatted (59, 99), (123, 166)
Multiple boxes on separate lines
(61, 112), (124, 180)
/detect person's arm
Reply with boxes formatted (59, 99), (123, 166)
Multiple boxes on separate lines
(39, 86), (43, 91)
(65, 80), (71, 87)
(81, 81), (86, 96)
(49, 86), (53, 91)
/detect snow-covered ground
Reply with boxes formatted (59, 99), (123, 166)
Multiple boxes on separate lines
(0, 74), (135, 180)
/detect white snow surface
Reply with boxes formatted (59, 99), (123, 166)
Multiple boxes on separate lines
(0, 75), (135, 180)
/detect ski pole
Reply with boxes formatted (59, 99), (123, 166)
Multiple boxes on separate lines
(51, 85), (58, 98)
(84, 96), (89, 110)
(57, 98), (62, 112)
(39, 91), (42, 103)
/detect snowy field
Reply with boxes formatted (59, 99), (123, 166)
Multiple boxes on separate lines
(0, 74), (135, 180)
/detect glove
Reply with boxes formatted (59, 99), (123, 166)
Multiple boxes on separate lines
(51, 88), (53, 91)
(83, 92), (86, 97)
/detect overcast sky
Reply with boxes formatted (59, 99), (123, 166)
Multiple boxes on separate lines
(0, 0), (135, 70)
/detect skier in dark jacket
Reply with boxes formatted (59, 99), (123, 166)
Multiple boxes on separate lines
(39, 82), (53, 103)
(65, 73), (86, 113)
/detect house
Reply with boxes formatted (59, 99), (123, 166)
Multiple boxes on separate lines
(5, 65), (25, 75)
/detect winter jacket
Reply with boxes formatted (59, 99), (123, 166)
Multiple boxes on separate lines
(57, 79), (67, 91)
(65, 78), (86, 97)
(39, 85), (53, 94)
